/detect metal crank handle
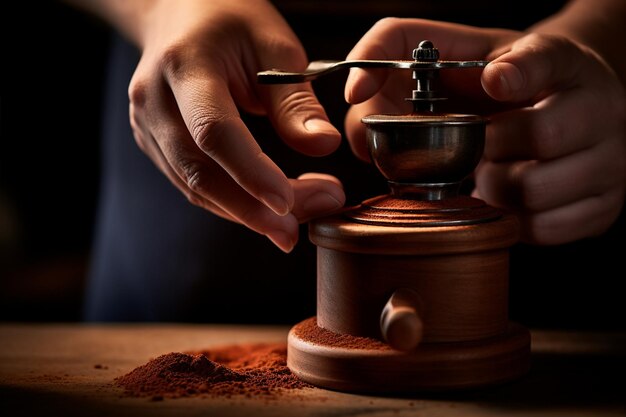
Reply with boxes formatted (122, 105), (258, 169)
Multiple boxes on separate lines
(257, 59), (489, 84)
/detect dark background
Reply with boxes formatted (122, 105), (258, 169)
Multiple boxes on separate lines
(1, 1), (623, 330)
(1, 1), (109, 320)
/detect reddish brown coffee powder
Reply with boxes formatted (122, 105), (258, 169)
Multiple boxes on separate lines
(116, 320), (391, 401)
(115, 342), (311, 401)
(294, 317), (391, 350)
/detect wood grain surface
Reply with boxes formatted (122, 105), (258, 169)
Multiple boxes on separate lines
(0, 323), (624, 417)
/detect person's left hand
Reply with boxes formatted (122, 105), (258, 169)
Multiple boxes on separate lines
(344, 18), (626, 245)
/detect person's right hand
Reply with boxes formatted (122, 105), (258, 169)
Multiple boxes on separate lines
(126, 0), (345, 252)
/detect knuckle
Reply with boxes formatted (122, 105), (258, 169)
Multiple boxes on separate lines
(189, 114), (231, 157)
(180, 159), (211, 196)
(159, 43), (191, 81)
(518, 33), (569, 54)
(372, 17), (402, 33)
(516, 33), (577, 82)
(515, 33), (550, 55)
(159, 41), (217, 81)
(128, 76), (149, 108)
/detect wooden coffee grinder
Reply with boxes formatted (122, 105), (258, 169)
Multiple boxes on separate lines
(258, 40), (530, 393)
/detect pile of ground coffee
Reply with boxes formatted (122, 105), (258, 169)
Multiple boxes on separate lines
(116, 320), (391, 401)
(115, 342), (311, 401)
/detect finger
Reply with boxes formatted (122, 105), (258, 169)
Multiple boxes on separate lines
(516, 190), (624, 245)
(345, 18), (514, 104)
(158, 128), (300, 252)
(344, 104), (373, 162)
(344, 67), (393, 105)
(130, 72), (245, 221)
(343, 18), (516, 161)
(481, 33), (597, 103)
(130, 99), (235, 221)
(471, 164), (623, 245)
(254, 46), (341, 156)
(162, 71), (295, 217)
(131, 121), (236, 222)
(291, 174), (345, 223)
(344, 18), (400, 105)
(297, 172), (343, 187)
(485, 87), (606, 161)
(259, 83), (342, 156)
(345, 65), (414, 163)
(475, 141), (620, 213)
(344, 82), (416, 163)
(136, 83), (300, 253)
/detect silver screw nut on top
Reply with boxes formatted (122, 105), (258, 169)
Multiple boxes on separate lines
(413, 40), (439, 62)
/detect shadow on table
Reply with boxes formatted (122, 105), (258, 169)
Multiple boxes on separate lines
(419, 350), (626, 413)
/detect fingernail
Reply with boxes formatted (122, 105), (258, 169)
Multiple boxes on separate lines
(261, 193), (290, 216)
(497, 62), (524, 95)
(304, 118), (336, 134)
(267, 231), (295, 253)
(303, 192), (343, 214)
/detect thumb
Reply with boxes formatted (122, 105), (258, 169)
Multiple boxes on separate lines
(259, 81), (341, 156)
(344, 18), (516, 104)
(482, 33), (587, 103)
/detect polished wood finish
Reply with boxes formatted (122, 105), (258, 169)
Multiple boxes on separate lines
(310, 209), (519, 255)
(288, 319), (531, 393)
(298, 208), (529, 391)
(312, 213), (518, 343)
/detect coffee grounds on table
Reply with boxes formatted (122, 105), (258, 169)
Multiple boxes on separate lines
(115, 343), (311, 401)
(115, 320), (390, 400)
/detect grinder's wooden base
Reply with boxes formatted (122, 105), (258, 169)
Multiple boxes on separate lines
(288, 318), (530, 393)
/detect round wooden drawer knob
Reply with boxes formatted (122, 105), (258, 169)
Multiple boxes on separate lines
(380, 288), (423, 351)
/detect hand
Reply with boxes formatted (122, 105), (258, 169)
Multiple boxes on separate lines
(127, 0), (345, 252)
(344, 18), (626, 245)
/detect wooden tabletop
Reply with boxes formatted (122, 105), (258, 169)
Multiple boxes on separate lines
(0, 323), (624, 417)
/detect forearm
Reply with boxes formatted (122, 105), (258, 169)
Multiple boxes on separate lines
(62, 0), (157, 47)
(528, 0), (626, 85)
